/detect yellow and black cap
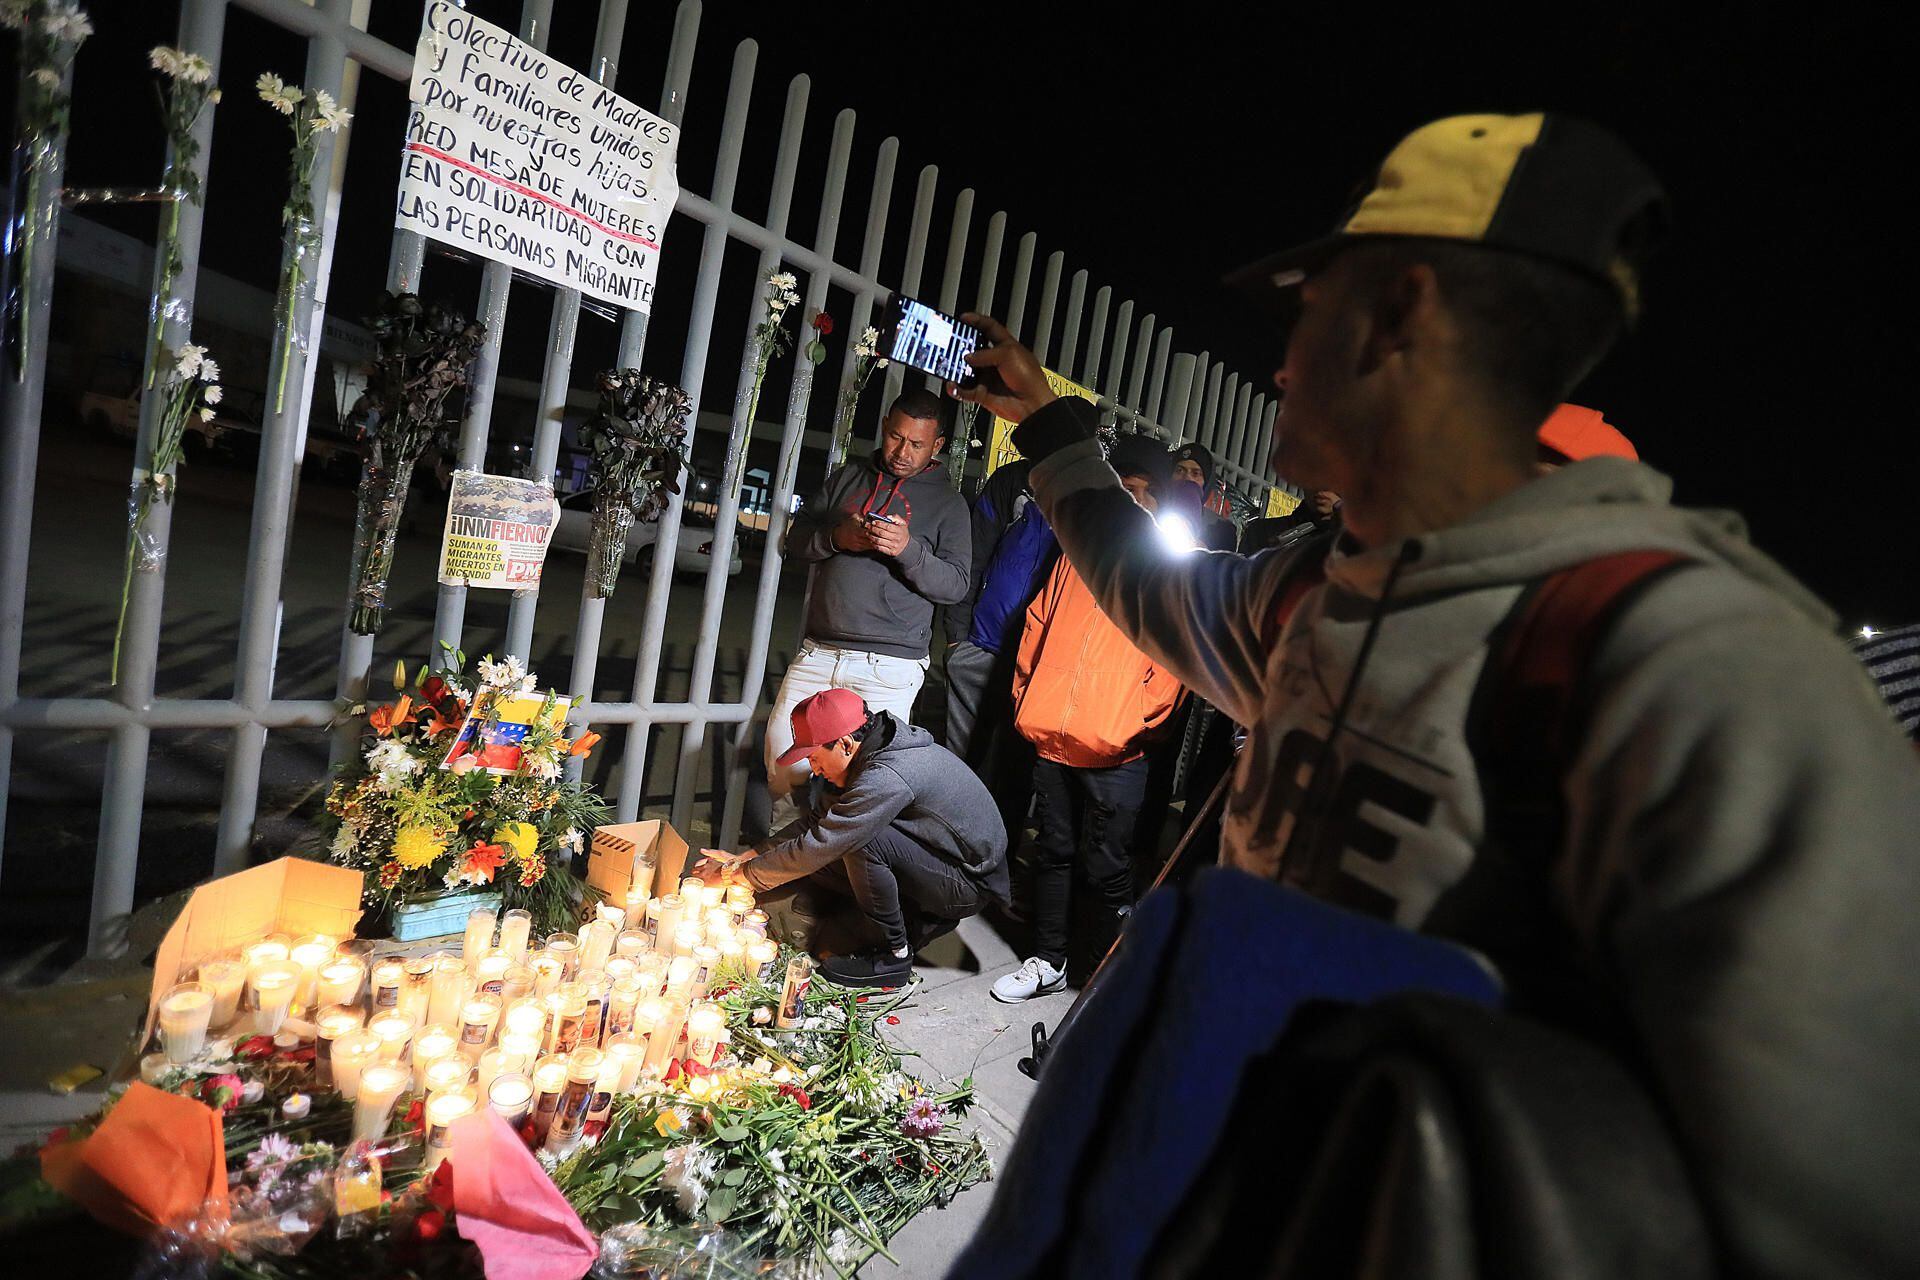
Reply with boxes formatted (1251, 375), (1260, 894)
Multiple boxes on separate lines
(1227, 113), (1668, 318)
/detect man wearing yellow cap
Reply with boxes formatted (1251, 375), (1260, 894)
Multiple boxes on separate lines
(952, 114), (1919, 1277)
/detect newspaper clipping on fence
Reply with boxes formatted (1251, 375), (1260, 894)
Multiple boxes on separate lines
(437, 470), (560, 589)
(395, 1), (681, 312)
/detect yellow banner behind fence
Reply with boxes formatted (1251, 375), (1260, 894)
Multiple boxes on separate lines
(1265, 486), (1302, 518)
(987, 368), (1098, 476)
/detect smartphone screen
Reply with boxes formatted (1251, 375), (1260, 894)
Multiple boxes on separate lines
(879, 294), (983, 387)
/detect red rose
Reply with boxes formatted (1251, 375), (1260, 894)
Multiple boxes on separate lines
(426, 1162), (456, 1212)
(238, 1035), (276, 1060)
(812, 312), (834, 335)
(415, 1209), (446, 1242)
(778, 1083), (812, 1110)
(201, 1074), (244, 1113)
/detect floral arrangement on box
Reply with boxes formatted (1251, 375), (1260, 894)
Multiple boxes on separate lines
(322, 654), (608, 934)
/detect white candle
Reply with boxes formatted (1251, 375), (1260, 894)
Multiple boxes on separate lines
(685, 1002), (724, 1068)
(545, 933), (581, 982)
(678, 876), (704, 902)
(502, 997), (547, 1041)
(370, 959), (406, 1013)
(497, 909), (533, 963)
(475, 1047), (513, 1099)
(671, 922), (702, 959)
(615, 929), (651, 961)
(603, 1037), (647, 1093)
(367, 1011), (414, 1062)
(473, 954), (512, 997)
(726, 883), (754, 916)
(413, 1023), (459, 1080)
(401, 956), (436, 1022)
(248, 963), (300, 1035)
(698, 884), (726, 912)
(281, 1092), (311, 1121)
(289, 936), (337, 1008)
(498, 1030), (542, 1072)
(634, 954), (670, 999)
(691, 945), (721, 999)
(158, 984), (214, 1063)
(352, 1062), (410, 1142)
(459, 994), (502, 1051)
(580, 920), (616, 973)
(316, 958), (366, 1011)
(716, 933), (747, 979)
(426, 956), (469, 1028)
(196, 959), (247, 1029)
(628, 849), (657, 906)
(631, 998), (667, 1071)
(422, 1091), (475, 1172)
(604, 975), (644, 1041)
(139, 1052), (169, 1084)
(704, 907), (732, 939)
(421, 1054), (473, 1102)
(530, 951), (564, 999)
(643, 1001), (687, 1075)
(331, 1028), (380, 1097)
(747, 938), (778, 983)
(314, 1006), (365, 1090)
(742, 910), (770, 938)
(664, 955), (698, 1004)
(501, 963), (535, 1001)
(548, 985), (588, 1056)
(462, 908), (498, 962)
(488, 1072), (534, 1129)
(545, 1049), (603, 1150)
(595, 902), (627, 931)
(604, 956), (637, 985)
(650, 895), (685, 951)
(243, 939), (290, 970)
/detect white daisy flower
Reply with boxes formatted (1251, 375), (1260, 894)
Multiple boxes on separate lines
(44, 5), (90, 42)
(202, 384), (223, 405)
(199, 406), (216, 422)
(174, 344), (206, 378)
(197, 357), (220, 383)
(767, 271), (797, 292)
(0, 2), (29, 32)
(558, 827), (583, 853)
(179, 53), (213, 85)
(149, 47), (184, 77)
(329, 826), (357, 860)
(32, 68), (59, 89)
(257, 72), (300, 114)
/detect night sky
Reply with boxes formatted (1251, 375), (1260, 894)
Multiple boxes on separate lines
(17, 1), (1910, 623)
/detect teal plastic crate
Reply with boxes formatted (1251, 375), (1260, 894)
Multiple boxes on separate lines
(391, 889), (503, 943)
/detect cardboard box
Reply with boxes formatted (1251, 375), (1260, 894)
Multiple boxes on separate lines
(143, 857), (364, 1046)
(586, 820), (690, 910)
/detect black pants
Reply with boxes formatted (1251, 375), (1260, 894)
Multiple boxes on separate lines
(808, 827), (992, 953)
(1031, 756), (1147, 970)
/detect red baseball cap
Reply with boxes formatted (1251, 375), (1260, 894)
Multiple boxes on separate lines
(1538, 402), (1638, 462)
(775, 688), (870, 767)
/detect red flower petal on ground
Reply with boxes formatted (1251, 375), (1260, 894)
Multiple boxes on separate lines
(238, 1035), (276, 1060)
(886, 1015), (900, 1025)
(274, 1047), (316, 1065)
(856, 995), (870, 1004)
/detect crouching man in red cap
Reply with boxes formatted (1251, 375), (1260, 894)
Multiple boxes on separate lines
(696, 688), (1011, 987)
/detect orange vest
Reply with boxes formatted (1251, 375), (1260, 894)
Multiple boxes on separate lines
(1012, 558), (1186, 768)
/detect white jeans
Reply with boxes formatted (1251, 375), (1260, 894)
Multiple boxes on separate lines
(765, 640), (929, 802)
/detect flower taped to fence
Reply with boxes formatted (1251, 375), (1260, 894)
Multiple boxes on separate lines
(324, 656), (605, 935)
(579, 370), (691, 599)
(2, 886), (989, 1279)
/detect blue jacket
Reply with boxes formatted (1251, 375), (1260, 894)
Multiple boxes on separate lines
(964, 462), (1058, 654)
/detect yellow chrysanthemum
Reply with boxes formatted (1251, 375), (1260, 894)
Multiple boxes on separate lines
(497, 821), (539, 862)
(391, 824), (445, 869)
(654, 1107), (686, 1137)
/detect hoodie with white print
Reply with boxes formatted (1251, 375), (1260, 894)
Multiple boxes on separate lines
(1021, 395), (1920, 1280)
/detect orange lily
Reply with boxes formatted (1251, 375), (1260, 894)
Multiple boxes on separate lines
(368, 695), (414, 737)
(568, 731), (602, 758)
(460, 842), (507, 884)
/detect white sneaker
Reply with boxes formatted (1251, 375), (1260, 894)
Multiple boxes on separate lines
(991, 956), (1066, 1003)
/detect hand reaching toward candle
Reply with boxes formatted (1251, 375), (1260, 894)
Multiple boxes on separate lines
(693, 849), (752, 884)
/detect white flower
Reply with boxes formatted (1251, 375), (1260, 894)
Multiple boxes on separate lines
(209, 88), (222, 105)
(366, 740), (422, 793)
(827, 1229), (860, 1269)
(874, 358), (890, 369)
(767, 271), (797, 292)
(767, 1149), (785, 1173)
(43, 5), (91, 42)
(476, 654), (529, 693)
(174, 344), (206, 379)
(660, 1144), (717, 1215)
(0, 2), (29, 32)
(179, 53), (213, 85)
(200, 406), (216, 422)
(558, 828), (583, 853)
(329, 826), (357, 861)
(31, 68), (59, 89)
(751, 1006), (771, 1026)
(309, 88), (352, 133)
(523, 755), (560, 781)
(150, 47), (185, 77)
(198, 357), (220, 382)
(257, 72), (301, 115)
(202, 384), (223, 406)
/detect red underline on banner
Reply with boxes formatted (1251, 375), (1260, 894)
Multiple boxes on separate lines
(405, 141), (661, 251)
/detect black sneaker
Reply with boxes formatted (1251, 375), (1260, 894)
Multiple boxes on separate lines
(819, 948), (914, 988)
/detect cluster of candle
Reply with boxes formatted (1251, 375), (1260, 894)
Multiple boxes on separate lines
(154, 934), (373, 1067)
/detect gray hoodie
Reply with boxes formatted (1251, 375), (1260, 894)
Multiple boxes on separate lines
(786, 454), (971, 659)
(1026, 399), (1920, 1280)
(743, 714), (1010, 901)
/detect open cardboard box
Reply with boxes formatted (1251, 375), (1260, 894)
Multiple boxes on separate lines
(141, 857), (365, 1049)
(586, 819), (690, 910)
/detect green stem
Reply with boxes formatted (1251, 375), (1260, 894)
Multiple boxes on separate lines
(147, 200), (181, 390)
(18, 165), (40, 383)
(110, 500), (146, 685)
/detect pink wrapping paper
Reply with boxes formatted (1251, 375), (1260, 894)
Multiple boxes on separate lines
(445, 1109), (598, 1280)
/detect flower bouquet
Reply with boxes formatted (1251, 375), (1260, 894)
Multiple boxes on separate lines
(827, 324), (887, 473)
(578, 370), (691, 599)
(257, 71), (350, 412)
(344, 293), (485, 635)
(323, 655), (607, 934)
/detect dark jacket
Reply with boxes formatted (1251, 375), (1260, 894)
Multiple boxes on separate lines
(787, 454), (971, 659)
(743, 714), (1011, 901)
(962, 462), (1058, 654)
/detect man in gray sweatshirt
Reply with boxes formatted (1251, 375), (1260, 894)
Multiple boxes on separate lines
(951, 114), (1920, 1277)
(709, 688), (1009, 987)
(765, 388), (972, 810)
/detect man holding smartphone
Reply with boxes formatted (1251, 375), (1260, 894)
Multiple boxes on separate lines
(767, 389), (972, 818)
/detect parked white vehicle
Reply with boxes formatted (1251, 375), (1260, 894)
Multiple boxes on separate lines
(551, 490), (744, 576)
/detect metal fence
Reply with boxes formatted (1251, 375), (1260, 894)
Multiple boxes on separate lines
(0, 0), (1280, 955)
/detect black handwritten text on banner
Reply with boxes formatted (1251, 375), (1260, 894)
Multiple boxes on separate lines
(395, 1), (680, 312)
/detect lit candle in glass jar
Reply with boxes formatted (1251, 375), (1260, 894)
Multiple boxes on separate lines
(314, 1006), (365, 1090)
(475, 1047), (513, 1099)
(643, 1001), (687, 1075)
(747, 938), (778, 983)
(497, 909), (533, 963)
(422, 1090), (476, 1171)
(678, 876), (704, 902)
(157, 982), (213, 1064)
(698, 884), (726, 912)
(501, 963), (535, 1002)
(664, 956), (698, 1004)
(413, 1022), (459, 1074)
(370, 959), (406, 1013)
(498, 1031), (542, 1072)
(545, 1049), (603, 1151)
(634, 954), (669, 999)
(691, 945), (721, 999)
(488, 1071), (534, 1130)
(548, 984), (588, 1056)
(726, 883), (754, 916)
(604, 956), (637, 985)
(330, 1028), (380, 1098)
(400, 955), (436, 1023)
(704, 907), (733, 940)
(195, 957), (247, 1030)
(320, 955), (366, 1006)
(248, 962), (301, 1035)
(615, 928), (651, 961)
(367, 1011), (414, 1062)
(502, 997), (547, 1040)
(603, 1036), (647, 1093)
(529, 951), (564, 998)
(426, 955), (469, 1028)
(630, 998), (667, 1070)
(459, 993), (502, 1051)
(528, 1057), (570, 1146)
(421, 1054), (473, 1102)
(462, 907), (497, 963)
(650, 895), (684, 951)
(289, 935), (337, 1008)
(716, 933), (747, 979)
(243, 939), (290, 970)
(671, 922), (703, 959)
(580, 920), (616, 973)
(545, 933), (581, 982)
(595, 902), (627, 931)
(685, 1002), (725, 1068)
(473, 954), (512, 998)
(352, 1063), (409, 1143)
(604, 975), (643, 1041)
(742, 910), (770, 938)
